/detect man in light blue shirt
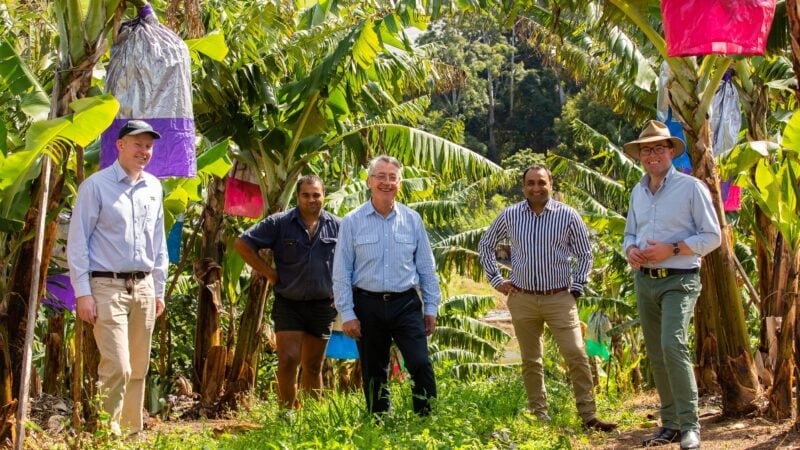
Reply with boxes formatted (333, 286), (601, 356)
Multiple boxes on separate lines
(332, 155), (440, 416)
(623, 120), (721, 450)
(68, 120), (168, 436)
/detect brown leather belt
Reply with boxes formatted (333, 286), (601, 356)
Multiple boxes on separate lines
(91, 271), (149, 294)
(514, 286), (568, 296)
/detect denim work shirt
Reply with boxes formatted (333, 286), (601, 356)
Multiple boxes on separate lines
(239, 207), (340, 300)
(623, 166), (722, 269)
(67, 160), (168, 298)
(332, 201), (441, 323)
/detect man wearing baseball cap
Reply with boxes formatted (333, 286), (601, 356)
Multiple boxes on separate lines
(68, 119), (166, 436)
(622, 120), (721, 449)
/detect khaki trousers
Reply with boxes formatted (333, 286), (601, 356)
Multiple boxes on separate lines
(507, 290), (597, 422)
(90, 275), (156, 433)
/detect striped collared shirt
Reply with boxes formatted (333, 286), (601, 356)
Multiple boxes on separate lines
(332, 200), (441, 323)
(478, 199), (592, 294)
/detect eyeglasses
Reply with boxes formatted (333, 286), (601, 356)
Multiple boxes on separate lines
(639, 144), (671, 156)
(370, 173), (400, 183)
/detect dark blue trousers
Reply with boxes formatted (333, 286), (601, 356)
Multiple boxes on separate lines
(353, 290), (436, 415)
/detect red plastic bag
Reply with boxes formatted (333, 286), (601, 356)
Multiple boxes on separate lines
(662, 0), (776, 57)
(224, 162), (264, 218)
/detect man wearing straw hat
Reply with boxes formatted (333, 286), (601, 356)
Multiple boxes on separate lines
(623, 120), (721, 450)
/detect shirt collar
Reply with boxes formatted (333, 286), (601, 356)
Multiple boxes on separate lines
(111, 160), (149, 186)
(640, 165), (678, 189)
(289, 207), (331, 224)
(365, 200), (396, 218)
(524, 198), (556, 214)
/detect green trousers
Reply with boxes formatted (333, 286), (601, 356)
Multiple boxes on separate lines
(635, 271), (701, 433)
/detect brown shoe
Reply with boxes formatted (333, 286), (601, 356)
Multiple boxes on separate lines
(583, 417), (618, 432)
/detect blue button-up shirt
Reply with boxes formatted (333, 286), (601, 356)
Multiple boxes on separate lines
(67, 160), (168, 298)
(239, 208), (340, 300)
(332, 201), (441, 322)
(623, 166), (721, 268)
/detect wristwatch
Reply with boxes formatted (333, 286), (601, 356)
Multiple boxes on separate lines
(672, 242), (680, 255)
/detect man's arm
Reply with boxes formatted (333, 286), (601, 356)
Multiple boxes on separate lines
(478, 211), (512, 293)
(233, 238), (278, 284)
(153, 191), (168, 317)
(67, 180), (100, 323)
(623, 192), (647, 269)
(568, 211), (592, 296)
(332, 215), (357, 322)
(684, 183), (722, 256)
(413, 215), (440, 330)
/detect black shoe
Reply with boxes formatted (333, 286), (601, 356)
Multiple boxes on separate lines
(642, 427), (681, 447)
(680, 430), (700, 449)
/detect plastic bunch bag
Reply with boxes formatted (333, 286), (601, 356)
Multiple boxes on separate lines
(586, 311), (612, 361)
(224, 161), (264, 219)
(662, 0), (776, 57)
(100, 4), (196, 178)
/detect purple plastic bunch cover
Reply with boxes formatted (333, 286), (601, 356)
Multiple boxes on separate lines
(100, 5), (196, 178)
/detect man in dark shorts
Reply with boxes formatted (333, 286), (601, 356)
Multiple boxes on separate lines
(234, 175), (340, 409)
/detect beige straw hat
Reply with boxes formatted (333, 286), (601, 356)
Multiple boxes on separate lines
(623, 120), (685, 159)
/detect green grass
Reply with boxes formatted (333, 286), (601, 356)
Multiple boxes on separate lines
(118, 362), (636, 450)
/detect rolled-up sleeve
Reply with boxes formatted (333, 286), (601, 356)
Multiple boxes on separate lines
(332, 215), (356, 322)
(684, 184), (721, 256)
(414, 217), (440, 317)
(478, 212), (506, 288)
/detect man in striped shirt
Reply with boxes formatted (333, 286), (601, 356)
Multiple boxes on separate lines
(478, 165), (617, 431)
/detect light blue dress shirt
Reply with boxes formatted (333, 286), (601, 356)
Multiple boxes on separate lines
(332, 200), (441, 323)
(623, 166), (721, 269)
(67, 160), (168, 298)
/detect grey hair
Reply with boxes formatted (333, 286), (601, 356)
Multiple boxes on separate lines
(367, 155), (403, 179)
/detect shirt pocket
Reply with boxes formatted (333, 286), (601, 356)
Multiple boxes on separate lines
(280, 238), (303, 264)
(393, 233), (416, 265)
(320, 237), (337, 262)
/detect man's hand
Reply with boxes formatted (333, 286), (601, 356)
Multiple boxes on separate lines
(343, 319), (361, 339)
(495, 280), (519, 296)
(155, 297), (165, 317)
(424, 315), (436, 336)
(626, 246), (647, 269)
(76, 295), (97, 324)
(262, 267), (279, 285)
(570, 290), (581, 300)
(641, 240), (672, 264)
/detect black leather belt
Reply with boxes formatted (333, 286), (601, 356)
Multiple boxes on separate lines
(91, 271), (149, 280)
(640, 267), (699, 279)
(353, 287), (416, 301)
(514, 286), (568, 296)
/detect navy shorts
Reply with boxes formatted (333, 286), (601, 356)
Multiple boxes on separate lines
(271, 294), (337, 339)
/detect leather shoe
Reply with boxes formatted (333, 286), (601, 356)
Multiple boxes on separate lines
(583, 417), (618, 432)
(642, 427), (681, 446)
(680, 430), (700, 449)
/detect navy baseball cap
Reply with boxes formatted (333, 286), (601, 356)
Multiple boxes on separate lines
(118, 120), (161, 139)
